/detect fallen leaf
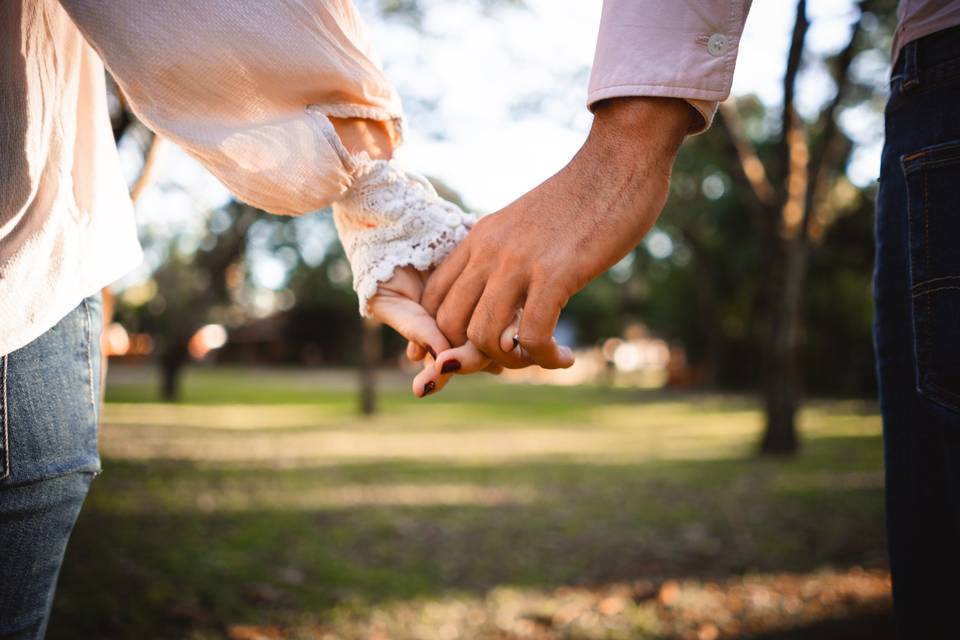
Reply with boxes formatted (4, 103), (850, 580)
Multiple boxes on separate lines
(658, 580), (680, 606)
(227, 625), (286, 640)
(598, 596), (626, 616)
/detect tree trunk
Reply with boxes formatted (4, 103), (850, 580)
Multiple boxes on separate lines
(759, 240), (808, 455)
(359, 317), (381, 416)
(716, 0), (865, 455)
(159, 342), (188, 402)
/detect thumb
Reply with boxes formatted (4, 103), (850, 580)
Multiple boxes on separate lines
(368, 295), (451, 359)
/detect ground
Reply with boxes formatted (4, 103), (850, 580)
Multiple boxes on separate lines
(49, 365), (892, 640)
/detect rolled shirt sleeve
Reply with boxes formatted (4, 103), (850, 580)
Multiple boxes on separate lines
(587, 0), (753, 133)
(57, 0), (404, 215)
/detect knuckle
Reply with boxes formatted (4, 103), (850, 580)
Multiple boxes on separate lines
(467, 327), (497, 356)
(518, 334), (552, 353)
(421, 293), (440, 315)
(465, 325), (484, 348)
(435, 306), (452, 330)
(497, 246), (527, 267)
(531, 255), (559, 276)
(473, 215), (494, 233)
(421, 283), (445, 312)
(436, 310), (465, 344)
(534, 268), (568, 294)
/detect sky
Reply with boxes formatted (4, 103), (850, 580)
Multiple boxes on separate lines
(120, 0), (887, 292)
(368, 0), (879, 212)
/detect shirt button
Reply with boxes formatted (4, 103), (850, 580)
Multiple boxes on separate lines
(707, 33), (728, 57)
(444, 212), (462, 228)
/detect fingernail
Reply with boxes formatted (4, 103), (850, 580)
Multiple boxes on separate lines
(440, 359), (461, 373)
(426, 345), (437, 358)
(421, 380), (436, 397)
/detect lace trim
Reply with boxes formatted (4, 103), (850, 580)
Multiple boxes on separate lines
(310, 111), (474, 316)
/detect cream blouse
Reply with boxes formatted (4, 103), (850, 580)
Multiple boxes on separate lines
(1, 0), (474, 354)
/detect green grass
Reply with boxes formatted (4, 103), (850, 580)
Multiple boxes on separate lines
(50, 365), (890, 640)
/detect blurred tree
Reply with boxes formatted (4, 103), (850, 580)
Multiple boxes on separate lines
(360, 317), (381, 414)
(716, 0), (888, 454)
(122, 201), (261, 400)
(105, 0), (892, 425)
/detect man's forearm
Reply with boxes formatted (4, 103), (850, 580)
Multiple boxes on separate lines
(555, 96), (696, 288)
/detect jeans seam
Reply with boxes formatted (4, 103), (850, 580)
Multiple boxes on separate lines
(82, 299), (96, 421)
(903, 159), (927, 398)
(923, 166), (931, 389)
(1, 355), (9, 481)
(911, 275), (960, 290)
(913, 285), (960, 296)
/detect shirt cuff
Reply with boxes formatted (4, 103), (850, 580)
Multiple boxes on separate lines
(684, 98), (719, 134)
(586, 0), (749, 134)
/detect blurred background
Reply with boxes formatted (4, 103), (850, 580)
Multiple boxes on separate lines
(53, 0), (896, 638)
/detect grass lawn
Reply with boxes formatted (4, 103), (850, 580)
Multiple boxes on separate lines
(49, 365), (891, 640)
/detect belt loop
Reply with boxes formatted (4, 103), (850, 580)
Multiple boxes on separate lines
(902, 40), (920, 91)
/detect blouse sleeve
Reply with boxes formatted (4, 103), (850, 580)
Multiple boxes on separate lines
(57, 0), (403, 215)
(58, 0), (476, 314)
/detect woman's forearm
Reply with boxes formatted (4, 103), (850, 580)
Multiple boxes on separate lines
(329, 117), (398, 161)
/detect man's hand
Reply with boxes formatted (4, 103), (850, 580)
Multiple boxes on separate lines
(420, 97), (696, 370)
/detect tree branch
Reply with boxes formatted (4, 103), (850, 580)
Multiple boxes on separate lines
(802, 2), (867, 241)
(778, 0), (810, 189)
(781, 0), (809, 135)
(717, 102), (779, 212)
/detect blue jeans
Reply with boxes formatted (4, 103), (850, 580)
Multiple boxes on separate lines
(0, 296), (102, 639)
(875, 26), (960, 637)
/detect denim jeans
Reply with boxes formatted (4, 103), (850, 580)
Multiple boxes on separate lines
(0, 295), (102, 639)
(875, 26), (960, 638)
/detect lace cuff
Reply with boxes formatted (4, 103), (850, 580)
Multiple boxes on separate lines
(313, 113), (475, 317)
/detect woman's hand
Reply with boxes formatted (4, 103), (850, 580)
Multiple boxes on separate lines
(370, 266), (503, 396)
(366, 266), (451, 397)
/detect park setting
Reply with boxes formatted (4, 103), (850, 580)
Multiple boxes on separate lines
(61, 0), (893, 637)
(10, 0), (945, 637)
(52, 367), (890, 639)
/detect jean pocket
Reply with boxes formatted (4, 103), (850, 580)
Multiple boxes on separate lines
(903, 140), (960, 413)
(0, 296), (102, 486)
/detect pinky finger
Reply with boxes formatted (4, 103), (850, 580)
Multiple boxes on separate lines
(434, 341), (491, 375)
(412, 357), (455, 397)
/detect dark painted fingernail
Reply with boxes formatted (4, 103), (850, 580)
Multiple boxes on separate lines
(441, 359), (461, 373)
(422, 380), (436, 397)
(426, 345), (437, 358)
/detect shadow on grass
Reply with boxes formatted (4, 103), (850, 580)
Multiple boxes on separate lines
(50, 435), (889, 639)
(744, 611), (895, 640)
